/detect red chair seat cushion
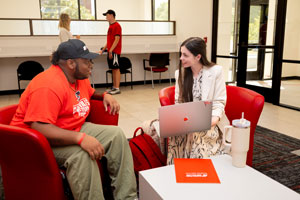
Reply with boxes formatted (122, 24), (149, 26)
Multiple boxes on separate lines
(145, 67), (168, 72)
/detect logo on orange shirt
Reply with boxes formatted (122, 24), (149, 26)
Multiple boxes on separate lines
(73, 98), (90, 117)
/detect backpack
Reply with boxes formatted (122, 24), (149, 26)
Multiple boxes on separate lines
(129, 127), (166, 178)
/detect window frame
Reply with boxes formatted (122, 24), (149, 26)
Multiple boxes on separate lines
(0, 18), (176, 36)
(39, 0), (171, 21)
(152, 0), (170, 21)
(39, 0), (97, 20)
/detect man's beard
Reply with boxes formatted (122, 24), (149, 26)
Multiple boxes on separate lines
(74, 61), (88, 80)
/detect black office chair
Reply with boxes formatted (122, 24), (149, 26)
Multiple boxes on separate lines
(17, 61), (44, 96)
(106, 57), (133, 89)
(143, 53), (171, 89)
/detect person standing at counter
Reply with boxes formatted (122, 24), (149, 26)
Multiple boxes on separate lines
(58, 13), (80, 43)
(99, 9), (122, 95)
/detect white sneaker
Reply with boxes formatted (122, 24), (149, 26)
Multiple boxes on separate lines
(106, 87), (114, 92)
(108, 88), (121, 95)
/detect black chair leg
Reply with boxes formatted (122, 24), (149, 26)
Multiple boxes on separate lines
(130, 70), (133, 89)
(159, 72), (162, 84)
(17, 78), (21, 97)
(106, 71), (108, 88)
(111, 73), (113, 88)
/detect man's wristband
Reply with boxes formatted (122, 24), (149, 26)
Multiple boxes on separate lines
(77, 133), (86, 145)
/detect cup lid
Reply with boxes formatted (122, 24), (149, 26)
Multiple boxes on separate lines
(232, 119), (250, 128)
(232, 112), (251, 128)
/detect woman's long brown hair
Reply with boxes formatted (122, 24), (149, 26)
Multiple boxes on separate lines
(178, 37), (215, 103)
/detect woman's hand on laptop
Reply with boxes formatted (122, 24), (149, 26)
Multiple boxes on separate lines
(211, 116), (220, 127)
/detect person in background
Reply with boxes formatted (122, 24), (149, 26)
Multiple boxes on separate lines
(167, 37), (229, 164)
(58, 13), (80, 43)
(10, 39), (137, 200)
(99, 9), (122, 95)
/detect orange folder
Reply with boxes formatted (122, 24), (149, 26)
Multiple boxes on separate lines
(174, 158), (220, 183)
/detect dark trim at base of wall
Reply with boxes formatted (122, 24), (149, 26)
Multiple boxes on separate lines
(226, 76), (300, 84)
(256, 76), (300, 81)
(281, 76), (300, 80)
(0, 78), (176, 96)
(279, 104), (300, 111)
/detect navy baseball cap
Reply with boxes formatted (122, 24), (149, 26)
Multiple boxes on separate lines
(57, 39), (99, 60)
(103, 9), (116, 17)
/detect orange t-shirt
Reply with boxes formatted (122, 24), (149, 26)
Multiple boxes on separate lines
(10, 65), (95, 132)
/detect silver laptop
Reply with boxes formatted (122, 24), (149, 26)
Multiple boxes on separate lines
(158, 101), (212, 138)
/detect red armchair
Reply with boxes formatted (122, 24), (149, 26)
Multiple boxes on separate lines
(158, 85), (265, 166)
(0, 100), (118, 200)
(224, 85), (264, 166)
(159, 85), (175, 106)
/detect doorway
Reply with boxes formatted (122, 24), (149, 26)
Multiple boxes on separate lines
(280, 0), (300, 110)
(212, 0), (295, 108)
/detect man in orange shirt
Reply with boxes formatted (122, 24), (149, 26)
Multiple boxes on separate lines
(100, 9), (122, 95)
(10, 39), (137, 200)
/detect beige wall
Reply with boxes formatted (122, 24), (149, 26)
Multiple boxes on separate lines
(170, 0), (213, 57)
(0, 0), (40, 18)
(0, 0), (214, 91)
(0, 0), (212, 52)
(96, 0), (151, 20)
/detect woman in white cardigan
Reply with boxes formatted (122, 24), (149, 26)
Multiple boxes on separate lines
(167, 37), (228, 165)
(58, 13), (80, 43)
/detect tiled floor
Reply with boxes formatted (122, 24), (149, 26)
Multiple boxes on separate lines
(280, 80), (300, 108)
(0, 83), (299, 140)
(245, 79), (300, 108)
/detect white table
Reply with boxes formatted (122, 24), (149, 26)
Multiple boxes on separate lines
(139, 155), (300, 200)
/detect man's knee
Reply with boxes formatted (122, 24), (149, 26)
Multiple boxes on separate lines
(109, 126), (126, 142)
(64, 148), (95, 170)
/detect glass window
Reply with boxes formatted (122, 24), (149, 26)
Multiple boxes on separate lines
(40, 0), (95, 20)
(248, 5), (261, 44)
(31, 20), (174, 36)
(217, 0), (238, 56)
(216, 57), (237, 82)
(216, 0), (238, 83)
(153, 0), (169, 21)
(0, 20), (31, 36)
(280, 0), (300, 108)
(80, 0), (95, 20)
